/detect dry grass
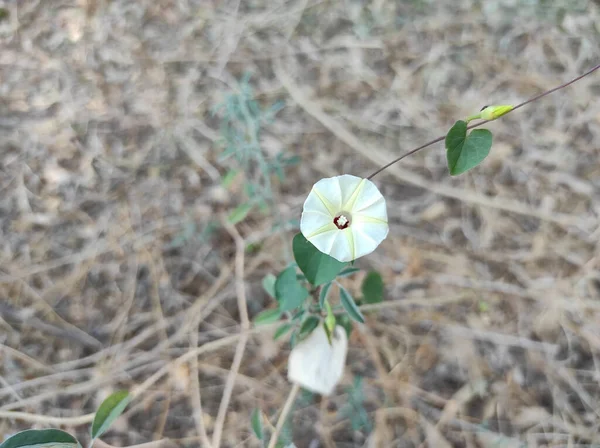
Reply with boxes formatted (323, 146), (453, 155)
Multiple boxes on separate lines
(1, 0), (600, 446)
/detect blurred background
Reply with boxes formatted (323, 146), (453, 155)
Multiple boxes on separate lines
(1, 0), (600, 446)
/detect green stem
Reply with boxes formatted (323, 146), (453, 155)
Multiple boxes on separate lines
(465, 113), (482, 123)
(367, 62), (600, 180)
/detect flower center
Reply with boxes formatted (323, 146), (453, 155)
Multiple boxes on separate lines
(333, 212), (351, 230)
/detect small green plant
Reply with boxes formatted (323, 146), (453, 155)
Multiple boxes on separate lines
(254, 232), (372, 348)
(213, 73), (299, 225)
(0, 391), (130, 448)
(339, 376), (372, 434)
(252, 61), (600, 447)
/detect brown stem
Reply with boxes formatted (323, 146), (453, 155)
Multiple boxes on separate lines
(367, 62), (600, 180)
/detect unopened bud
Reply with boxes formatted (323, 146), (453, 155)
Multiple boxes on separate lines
(480, 105), (513, 121)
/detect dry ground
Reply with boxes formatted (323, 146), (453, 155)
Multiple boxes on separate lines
(1, 0), (600, 447)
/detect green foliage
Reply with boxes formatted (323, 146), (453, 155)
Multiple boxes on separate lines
(292, 233), (346, 286)
(275, 266), (309, 311)
(478, 300), (490, 313)
(339, 376), (372, 434)
(250, 408), (264, 441)
(361, 271), (384, 304)
(446, 120), (492, 176)
(339, 286), (365, 324)
(337, 267), (361, 278)
(511, 0), (588, 23)
(221, 169), (239, 188)
(336, 313), (353, 338)
(167, 220), (218, 250)
(298, 316), (320, 340)
(445, 120), (493, 175)
(262, 273), (277, 298)
(91, 390), (131, 440)
(325, 301), (336, 335)
(227, 203), (253, 225)
(254, 308), (281, 325)
(318, 282), (332, 309)
(0, 390), (132, 448)
(0, 430), (81, 448)
(213, 73), (292, 223)
(246, 242), (263, 254)
(274, 323), (293, 340)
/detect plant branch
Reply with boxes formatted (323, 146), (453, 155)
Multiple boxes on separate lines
(189, 330), (213, 448)
(267, 383), (300, 448)
(211, 218), (251, 448)
(367, 62), (600, 179)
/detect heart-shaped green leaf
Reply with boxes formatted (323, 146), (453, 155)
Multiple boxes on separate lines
(292, 233), (346, 286)
(262, 273), (277, 297)
(275, 266), (309, 311)
(361, 271), (384, 304)
(445, 120), (493, 175)
(91, 390), (131, 440)
(0, 430), (81, 448)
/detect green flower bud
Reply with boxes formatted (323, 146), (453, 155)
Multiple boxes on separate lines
(480, 105), (513, 121)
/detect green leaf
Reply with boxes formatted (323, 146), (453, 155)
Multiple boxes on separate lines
(253, 308), (281, 325)
(245, 242), (262, 254)
(91, 390), (131, 440)
(262, 273), (277, 298)
(273, 323), (293, 340)
(292, 233), (346, 286)
(275, 267), (309, 311)
(228, 203), (253, 224)
(445, 120), (493, 175)
(0, 430), (81, 448)
(339, 287), (365, 324)
(291, 310), (305, 322)
(336, 313), (353, 338)
(318, 282), (333, 309)
(221, 169), (239, 188)
(361, 271), (384, 304)
(298, 316), (320, 340)
(337, 267), (361, 278)
(478, 300), (490, 313)
(250, 408), (264, 440)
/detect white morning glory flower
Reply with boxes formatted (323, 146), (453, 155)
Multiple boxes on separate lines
(288, 324), (348, 396)
(300, 175), (389, 262)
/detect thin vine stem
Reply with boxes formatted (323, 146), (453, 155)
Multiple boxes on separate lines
(367, 62), (600, 180)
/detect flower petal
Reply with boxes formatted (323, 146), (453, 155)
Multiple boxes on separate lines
(351, 221), (389, 259)
(302, 189), (333, 217)
(350, 178), (387, 215)
(288, 325), (348, 396)
(328, 230), (354, 262)
(306, 227), (338, 256)
(311, 177), (343, 215)
(354, 197), (387, 223)
(301, 211), (333, 238)
(337, 175), (365, 211)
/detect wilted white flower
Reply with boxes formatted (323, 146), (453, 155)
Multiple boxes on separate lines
(300, 175), (388, 262)
(288, 324), (348, 396)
